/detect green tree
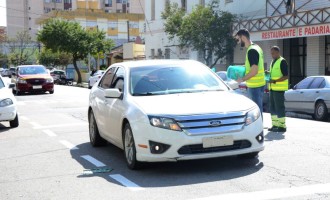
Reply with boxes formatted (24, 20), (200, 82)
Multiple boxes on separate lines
(37, 19), (114, 83)
(162, 0), (236, 67)
(5, 30), (37, 66)
(38, 48), (72, 68)
(0, 52), (8, 67)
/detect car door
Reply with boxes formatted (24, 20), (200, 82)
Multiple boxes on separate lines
(307, 77), (326, 113)
(285, 77), (314, 112)
(93, 67), (117, 138)
(103, 67), (126, 147)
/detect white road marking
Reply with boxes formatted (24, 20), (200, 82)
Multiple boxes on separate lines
(59, 140), (79, 150)
(29, 122), (42, 128)
(193, 183), (330, 200)
(20, 116), (29, 121)
(109, 174), (145, 191)
(81, 155), (106, 167)
(42, 129), (57, 137)
(33, 122), (88, 129)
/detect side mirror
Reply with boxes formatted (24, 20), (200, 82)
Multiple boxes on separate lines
(11, 72), (16, 76)
(104, 88), (122, 98)
(8, 83), (15, 89)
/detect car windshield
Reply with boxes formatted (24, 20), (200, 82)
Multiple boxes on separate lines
(0, 78), (4, 89)
(130, 64), (228, 96)
(19, 66), (48, 75)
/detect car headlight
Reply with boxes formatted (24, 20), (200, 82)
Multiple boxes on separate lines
(245, 107), (261, 126)
(46, 78), (53, 83)
(0, 98), (13, 107)
(148, 116), (182, 131)
(18, 78), (27, 84)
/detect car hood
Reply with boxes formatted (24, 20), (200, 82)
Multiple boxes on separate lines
(131, 91), (256, 116)
(0, 87), (16, 102)
(19, 75), (52, 79)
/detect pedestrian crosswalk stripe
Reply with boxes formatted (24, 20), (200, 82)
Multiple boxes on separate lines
(193, 182), (330, 200)
(109, 174), (144, 191)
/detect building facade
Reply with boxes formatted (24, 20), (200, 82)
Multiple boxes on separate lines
(233, 0), (330, 86)
(144, 0), (265, 69)
(40, 9), (145, 47)
(6, 0), (144, 39)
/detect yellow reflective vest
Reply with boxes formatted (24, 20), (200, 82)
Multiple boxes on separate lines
(270, 57), (289, 91)
(245, 44), (266, 88)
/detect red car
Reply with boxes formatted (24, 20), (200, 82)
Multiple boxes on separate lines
(11, 65), (54, 95)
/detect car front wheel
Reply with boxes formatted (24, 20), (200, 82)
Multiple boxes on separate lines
(123, 123), (142, 170)
(89, 110), (107, 147)
(10, 114), (19, 128)
(314, 101), (328, 121)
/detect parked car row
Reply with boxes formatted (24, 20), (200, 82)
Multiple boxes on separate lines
(1, 67), (16, 78)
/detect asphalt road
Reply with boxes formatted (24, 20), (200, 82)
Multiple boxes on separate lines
(1, 79), (330, 200)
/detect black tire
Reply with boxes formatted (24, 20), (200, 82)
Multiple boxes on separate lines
(238, 152), (259, 159)
(89, 110), (107, 147)
(49, 90), (54, 94)
(314, 101), (328, 121)
(10, 114), (19, 128)
(123, 123), (142, 170)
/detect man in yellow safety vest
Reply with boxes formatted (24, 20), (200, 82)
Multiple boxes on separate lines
(268, 46), (289, 132)
(235, 29), (266, 114)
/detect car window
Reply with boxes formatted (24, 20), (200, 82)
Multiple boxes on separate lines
(130, 65), (228, 96)
(111, 67), (125, 91)
(99, 67), (117, 89)
(309, 77), (325, 89)
(19, 66), (48, 75)
(319, 80), (326, 88)
(296, 77), (313, 89)
(0, 78), (4, 89)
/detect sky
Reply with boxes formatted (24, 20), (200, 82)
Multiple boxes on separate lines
(0, 0), (6, 26)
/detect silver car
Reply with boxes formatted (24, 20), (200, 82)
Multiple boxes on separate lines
(285, 76), (330, 121)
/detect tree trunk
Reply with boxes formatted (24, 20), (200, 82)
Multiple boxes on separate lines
(73, 57), (82, 84)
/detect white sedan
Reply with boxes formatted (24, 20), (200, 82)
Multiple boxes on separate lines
(88, 60), (264, 169)
(88, 70), (105, 89)
(0, 76), (19, 128)
(285, 76), (330, 121)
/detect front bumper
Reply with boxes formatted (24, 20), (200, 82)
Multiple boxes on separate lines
(17, 83), (54, 92)
(131, 117), (264, 162)
(0, 104), (17, 122)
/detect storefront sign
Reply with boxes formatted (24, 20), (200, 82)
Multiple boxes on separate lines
(251, 23), (330, 41)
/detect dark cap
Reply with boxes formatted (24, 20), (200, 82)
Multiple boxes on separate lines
(235, 28), (250, 39)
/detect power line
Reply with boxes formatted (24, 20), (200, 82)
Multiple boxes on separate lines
(138, 0), (152, 35)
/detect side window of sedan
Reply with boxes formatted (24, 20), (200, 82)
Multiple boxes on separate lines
(309, 77), (325, 89)
(296, 78), (313, 89)
(100, 67), (117, 89)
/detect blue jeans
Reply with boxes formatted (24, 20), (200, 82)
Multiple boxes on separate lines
(247, 86), (264, 113)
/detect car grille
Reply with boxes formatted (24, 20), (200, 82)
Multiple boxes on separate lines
(178, 140), (252, 155)
(173, 112), (247, 136)
(26, 78), (46, 85)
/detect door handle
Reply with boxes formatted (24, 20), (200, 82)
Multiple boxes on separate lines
(316, 91), (319, 94)
(300, 92), (304, 94)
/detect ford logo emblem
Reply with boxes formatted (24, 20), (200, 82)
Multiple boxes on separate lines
(209, 120), (222, 127)
(35, 80), (39, 82)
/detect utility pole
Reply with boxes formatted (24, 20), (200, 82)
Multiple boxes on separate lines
(127, 20), (130, 42)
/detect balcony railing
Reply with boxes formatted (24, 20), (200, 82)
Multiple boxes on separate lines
(233, 7), (330, 33)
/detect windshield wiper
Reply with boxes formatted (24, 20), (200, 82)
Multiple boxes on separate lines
(132, 92), (161, 96)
